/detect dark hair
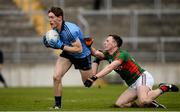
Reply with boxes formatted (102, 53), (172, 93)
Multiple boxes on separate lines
(109, 34), (123, 47)
(48, 7), (64, 19)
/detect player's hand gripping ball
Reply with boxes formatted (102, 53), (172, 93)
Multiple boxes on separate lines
(45, 29), (59, 44)
(43, 29), (64, 49)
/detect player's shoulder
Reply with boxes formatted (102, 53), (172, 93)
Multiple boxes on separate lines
(63, 21), (82, 38)
(120, 49), (128, 54)
(119, 49), (130, 58)
(64, 21), (79, 30)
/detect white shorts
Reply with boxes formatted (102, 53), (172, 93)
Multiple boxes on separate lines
(129, 71), (154, 90)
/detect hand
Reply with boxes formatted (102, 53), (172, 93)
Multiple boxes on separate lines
(84, 37), (94, 47)
(84, 75), (98, 87)
(49, 39), (64, 50)
(43, 36), (50, 48)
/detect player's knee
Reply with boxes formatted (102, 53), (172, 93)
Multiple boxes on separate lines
(53, 75), (62, 83)
(114, 103), (122, 108)
(115, 103), (131, 108)
(138, 98), (151, 106)
(115, 102), (126, 108)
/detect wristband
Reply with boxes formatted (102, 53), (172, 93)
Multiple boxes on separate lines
(91, 75), (98, 81)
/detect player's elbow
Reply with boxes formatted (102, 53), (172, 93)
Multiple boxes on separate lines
(70, 46), (82, 53)
(77, 47), (83, 53)
(76, 49), (82, 53)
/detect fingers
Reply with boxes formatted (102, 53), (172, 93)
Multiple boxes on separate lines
(49, 39), (56, 48)
(43, 36), (50, 47)
(84, 79), (93, 87)
(47, 39), (64, 49)
(84, 75), (98, 87)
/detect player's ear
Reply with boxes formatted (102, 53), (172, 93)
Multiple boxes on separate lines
(115, 42), (118, 47)
(58, 16), (63, 22)
(112, 40), (117, 47)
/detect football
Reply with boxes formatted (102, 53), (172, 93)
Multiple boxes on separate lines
(45, 29), (59, 44)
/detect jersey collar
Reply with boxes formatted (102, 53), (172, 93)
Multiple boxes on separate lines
(60, 20), (65, 33)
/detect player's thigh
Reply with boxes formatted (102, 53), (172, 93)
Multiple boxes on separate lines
(136, 71), (154, 89)
(136, 71), (154, 100)
(137, 71), (154, 103)
(0, 64), (2, 71)
(136, 85), (153, 105)
(116, 88), (137, 105)
(54, 56), (72, 78)
(79, 69), (93, 81)
(137, 85), (150, 99)
(74, 55), (92, 81)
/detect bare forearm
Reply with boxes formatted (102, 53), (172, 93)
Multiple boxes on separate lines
(95, 60), (121, 78)
(91, 47), (104, 59)
(95, 66), (113, 78)
(63, 45), (82, 53)
(92, 63), (99, 75)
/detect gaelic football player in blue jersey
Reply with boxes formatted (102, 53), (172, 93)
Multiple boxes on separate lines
(43, 7), (94, 109)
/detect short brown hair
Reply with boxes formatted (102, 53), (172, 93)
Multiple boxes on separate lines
(48, 7), (64, 19)
(109, 34), (123, 47)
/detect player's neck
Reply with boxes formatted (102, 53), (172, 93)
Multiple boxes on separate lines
(108, 47), (118, 55)
(56, 21), (63, 32)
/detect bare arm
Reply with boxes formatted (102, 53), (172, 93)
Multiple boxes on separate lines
(83, 59), (122, 87)
(95, 60), (122, 78)
(92, 62), (99, 75)
(91, 47), (105, 59)
(63, 39), (82, 53)
(92, 49), (105, 74)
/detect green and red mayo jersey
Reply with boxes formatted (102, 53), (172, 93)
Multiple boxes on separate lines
(103, 48), (145, 86)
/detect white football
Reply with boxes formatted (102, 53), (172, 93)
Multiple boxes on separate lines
(45, 29), (59, 44)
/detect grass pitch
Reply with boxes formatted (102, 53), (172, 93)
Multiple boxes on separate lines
(0, 84), (180, 111)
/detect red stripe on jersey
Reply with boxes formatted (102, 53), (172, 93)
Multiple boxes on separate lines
(122, 59), (141, 75)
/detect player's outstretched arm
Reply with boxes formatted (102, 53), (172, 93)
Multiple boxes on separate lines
(84, 57), (101, 87)
(84, 60), (122, 87)
(91, 48), (105, 59)
(96, 60), (121, 78)
(92, 58), (101, 75)
(84, 36), (105, 59)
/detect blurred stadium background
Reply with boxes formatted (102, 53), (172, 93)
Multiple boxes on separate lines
(0, 0), (180, 87)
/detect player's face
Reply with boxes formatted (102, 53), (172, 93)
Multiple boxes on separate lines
(48, 12), (62, 29)
(103, 36), (117, 51)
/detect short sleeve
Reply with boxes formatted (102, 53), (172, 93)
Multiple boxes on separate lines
(116, 51), (129, 62)
(71, 30), (79, 42)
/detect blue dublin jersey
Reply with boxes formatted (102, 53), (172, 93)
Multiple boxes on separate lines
(58, 21), (91, 58)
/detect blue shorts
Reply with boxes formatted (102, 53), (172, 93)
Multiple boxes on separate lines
(60, 52), (92, 70)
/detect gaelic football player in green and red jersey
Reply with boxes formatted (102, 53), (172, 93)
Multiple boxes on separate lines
(84, 34), (179, 108)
